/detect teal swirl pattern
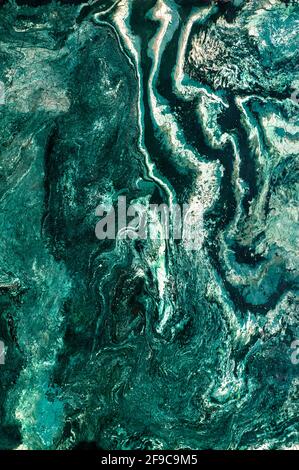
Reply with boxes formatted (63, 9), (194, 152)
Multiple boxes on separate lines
(0, 0), (298, 450)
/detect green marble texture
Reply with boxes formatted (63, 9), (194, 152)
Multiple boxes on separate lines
(0, 0), (298, 450)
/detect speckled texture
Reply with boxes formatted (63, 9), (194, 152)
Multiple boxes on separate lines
(0, 0), (298, 450)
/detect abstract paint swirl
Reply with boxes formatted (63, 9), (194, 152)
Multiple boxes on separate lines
(0, 0), (298, 450)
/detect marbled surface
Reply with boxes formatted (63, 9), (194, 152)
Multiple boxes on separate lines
(0, 0), (298, 450)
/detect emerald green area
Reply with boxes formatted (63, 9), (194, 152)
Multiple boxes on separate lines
(0, 0), (298, 450)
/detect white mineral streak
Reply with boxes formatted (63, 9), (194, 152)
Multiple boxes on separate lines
(112, 1), (177, 334)
(112, 0), (175, 207)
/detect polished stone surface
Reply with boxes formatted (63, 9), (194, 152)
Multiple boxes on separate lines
(0, 0), (298, 450)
